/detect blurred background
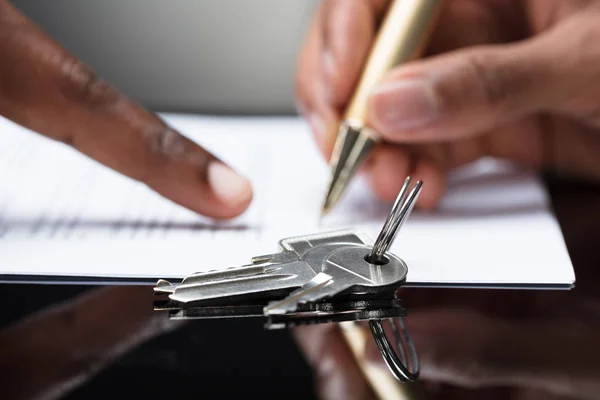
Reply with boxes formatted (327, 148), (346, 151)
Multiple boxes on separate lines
(5, 1), (321, 399)
(12, 0), (318, 114)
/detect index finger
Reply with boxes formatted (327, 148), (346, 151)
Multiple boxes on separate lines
(295, 0), (389, 160)
(0, 1), (252, 219)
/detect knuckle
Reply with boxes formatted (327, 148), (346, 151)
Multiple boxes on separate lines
(57, 57), (120, 110)
(138, 125), (212, 185)
(463, 50), (514, 112)
(129, 126), (183, 184)
(152, 127), (188, 156)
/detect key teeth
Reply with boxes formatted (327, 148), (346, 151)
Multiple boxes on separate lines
(262, 273), (334, 316)
(251, 255), (273, 264)
(178, 254), (276, 281)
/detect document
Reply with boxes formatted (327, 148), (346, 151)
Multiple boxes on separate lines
(0, 113), (575, 288)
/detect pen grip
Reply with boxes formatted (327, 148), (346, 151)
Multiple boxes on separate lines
(343, 0), (443, 127)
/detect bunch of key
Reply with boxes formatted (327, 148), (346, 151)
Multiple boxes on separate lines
(154, 177), (423, 382)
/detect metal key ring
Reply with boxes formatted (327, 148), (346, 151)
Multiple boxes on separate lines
(369, 316), (420, 382)
(369, 177), (422, 264)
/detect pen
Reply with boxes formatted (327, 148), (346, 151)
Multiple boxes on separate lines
(341, 322), (432, 400)
(321, 0), (443, 216)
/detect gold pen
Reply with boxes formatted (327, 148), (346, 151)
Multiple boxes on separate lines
(321, 0), (444, 216)
(340, 322), (433, 400)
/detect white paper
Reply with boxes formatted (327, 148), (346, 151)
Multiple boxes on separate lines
(0, 113), (575, 288)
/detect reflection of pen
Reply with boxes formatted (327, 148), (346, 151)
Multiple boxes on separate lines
(341, 322), (432, 400)
(321, 0), (443, 216)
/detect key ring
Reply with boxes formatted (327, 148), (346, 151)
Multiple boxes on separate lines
(368, 176), (422, 264)
(369, 316), (420, 382)
(368, 176), (422, 382)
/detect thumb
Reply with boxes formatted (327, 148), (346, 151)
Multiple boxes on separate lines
(366, 15), (600, 142)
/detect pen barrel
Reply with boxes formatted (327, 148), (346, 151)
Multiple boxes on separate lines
(343, 0), (443, 129)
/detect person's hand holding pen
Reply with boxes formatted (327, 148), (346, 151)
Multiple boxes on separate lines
(0, 2), (253, 399)
(295, 0), (600, 399)
(296, 0), (600, 210)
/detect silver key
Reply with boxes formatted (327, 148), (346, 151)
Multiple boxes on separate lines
(154, 251), (314, 304)
(156, 177), (421, 315)
(154, 229), (387, 305)
(263, 231), (408, 315)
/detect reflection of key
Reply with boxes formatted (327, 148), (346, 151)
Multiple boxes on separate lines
(154, 229), (388, 305)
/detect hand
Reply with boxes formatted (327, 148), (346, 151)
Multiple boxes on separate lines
(295, 0), (600, 210)
(0, 0), (252, 220)
(0, 2), (252, 398)
(294, 1), (600, 398)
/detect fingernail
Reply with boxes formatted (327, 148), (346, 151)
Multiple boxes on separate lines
(370, 78), (440, 132)
(321, 49), (336, 103)
(308, 112), (327, 145)
(207, 161), (252, 207)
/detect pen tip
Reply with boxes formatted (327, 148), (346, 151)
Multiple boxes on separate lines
(320, 202), (332, 218)
(320, 190), (339, 220)
(319, 124), (377, 218)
